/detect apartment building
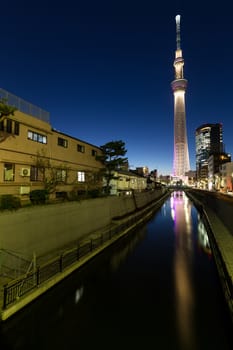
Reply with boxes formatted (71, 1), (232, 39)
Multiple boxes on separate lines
(0, 89), (103, 200)
(108, 169), (147, 195)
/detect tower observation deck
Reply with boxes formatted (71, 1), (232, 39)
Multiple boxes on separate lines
(171, 15), (190, 180)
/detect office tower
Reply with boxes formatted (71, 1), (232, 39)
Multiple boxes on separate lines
(171, 15), (190, 180)
(195, 123), (223, 181)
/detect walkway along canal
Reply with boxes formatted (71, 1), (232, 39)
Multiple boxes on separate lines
(0, 191), (233, 349)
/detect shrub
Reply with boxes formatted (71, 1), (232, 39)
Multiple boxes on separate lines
(67, 190), (79, 201)
(0, 195), (21, 210)
(87, 189), (101, 198)
(30, 189), (48, 204)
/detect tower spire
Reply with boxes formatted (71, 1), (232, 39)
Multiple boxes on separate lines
(175, 15), (181, 50)
(171, 15), (190, 181)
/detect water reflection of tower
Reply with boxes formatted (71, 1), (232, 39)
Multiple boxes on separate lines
(170, 191), (196, 350)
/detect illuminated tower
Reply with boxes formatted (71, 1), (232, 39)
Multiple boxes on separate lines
(171, 15), (190, 179)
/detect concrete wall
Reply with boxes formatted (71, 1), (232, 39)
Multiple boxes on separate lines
(187, 189), (233, 235)
(0, 189), (166, 258)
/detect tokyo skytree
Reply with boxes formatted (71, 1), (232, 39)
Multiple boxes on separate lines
(171, 15), (190, 179)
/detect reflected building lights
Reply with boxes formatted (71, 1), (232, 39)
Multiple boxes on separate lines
(75, 286), (84, 304)
(197, 216), (212, 257)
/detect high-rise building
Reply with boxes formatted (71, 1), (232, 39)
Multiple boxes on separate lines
(171, 15), (190, 180)
(195, 123), (224, 181)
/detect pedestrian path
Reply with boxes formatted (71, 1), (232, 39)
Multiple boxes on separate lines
(186, 191), (233, 321)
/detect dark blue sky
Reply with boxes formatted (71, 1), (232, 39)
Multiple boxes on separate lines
(1, 0), (233, 174)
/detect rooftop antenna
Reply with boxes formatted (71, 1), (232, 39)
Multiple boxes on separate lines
(175, 14), (181, 50)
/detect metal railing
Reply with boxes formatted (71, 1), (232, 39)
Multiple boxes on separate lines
(2, 194), (168, 310)
(0, 88), (50, 123)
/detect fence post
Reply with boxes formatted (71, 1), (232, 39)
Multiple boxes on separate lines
(36, 267), (40, 286)
(59, 254), (63, 272)
(3, 284), (7, 309)
(77, 244), (80, 260)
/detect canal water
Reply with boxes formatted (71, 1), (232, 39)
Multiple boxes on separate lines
(0, 191), (232, 349)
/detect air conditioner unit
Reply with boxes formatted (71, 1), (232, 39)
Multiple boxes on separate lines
(20, 168), (31, 176)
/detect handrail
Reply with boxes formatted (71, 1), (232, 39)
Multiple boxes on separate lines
(2, 195), (168, 310)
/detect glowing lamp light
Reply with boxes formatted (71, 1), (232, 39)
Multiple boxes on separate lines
(175, 15), (181, 23)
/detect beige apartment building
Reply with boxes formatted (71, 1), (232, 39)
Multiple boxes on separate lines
(108, 169), (147, 195)
(0, 89), (103, 201)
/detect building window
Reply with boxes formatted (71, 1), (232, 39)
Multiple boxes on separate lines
(30, 166), (44, 181)
(4, 163), (14, 181)
(6, 119), (12, 133)
(92, 149), (97, 157)
(56, 169), (67, 182)
(77, 171), (85, 182)
(77, 144), (85, 153)
(14, 122), (20, 135)
(58, 137), (68, 148)
(0, 119), (19, 135)
(28, 130), (47, 144)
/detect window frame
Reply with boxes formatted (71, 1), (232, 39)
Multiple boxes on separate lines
(56, 169), (67, 182)
(77, 144), (85, 153)
(77, 171), (85, 182)
(57, 137), (68, 148)
(28, 130), (47, 144)
(4, 163), (15, 181)
(30, 166), (44, 182)
(14, 121), (20, 135)
(6, 119), (12, 133)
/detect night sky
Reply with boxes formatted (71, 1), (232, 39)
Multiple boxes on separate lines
(1, 0), (233, 175)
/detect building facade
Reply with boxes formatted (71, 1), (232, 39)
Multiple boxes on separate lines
(108, 170), (147, 196)
(220, 162), (233, 192)
(0, 89), (104, 201)
(208, 153), (231, 190)
(195, 123), (224, 187)
(171, 15), (190, 181)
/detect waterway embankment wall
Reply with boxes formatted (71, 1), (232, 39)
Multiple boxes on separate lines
(186, 189), (233, 235)
(0, 189), (167, 258)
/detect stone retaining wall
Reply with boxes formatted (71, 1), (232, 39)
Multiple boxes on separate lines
(0, 189), (167, 258)
(187, 189), (233, 235)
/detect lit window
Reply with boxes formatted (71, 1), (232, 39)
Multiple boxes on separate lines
(4, 163), (14, 181)
(28, 130), (47, 144)
(77, 171), (85, 182)
(56, 169), (67, 182)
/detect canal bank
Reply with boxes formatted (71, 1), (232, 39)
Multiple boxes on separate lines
(0, 190), (170, 321)
(1, 190), (232, 350)
(186, 190), (233, 323)
(0, 189), (167, 258)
